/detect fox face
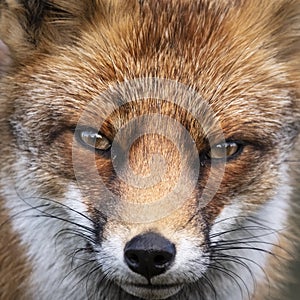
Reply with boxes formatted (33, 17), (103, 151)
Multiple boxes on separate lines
(0, 1), (299, 300)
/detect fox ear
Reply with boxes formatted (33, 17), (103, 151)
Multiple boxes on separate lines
(1, 0), (50, 47)
(272, 0), (300, 115)
(5, 0), (47, 45)
(0, 0), (91, 60)
(271, 0), (300, 63)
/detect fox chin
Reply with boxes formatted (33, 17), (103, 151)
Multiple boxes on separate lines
(0, 1), (299, 300)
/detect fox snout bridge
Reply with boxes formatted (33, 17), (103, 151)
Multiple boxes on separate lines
(124, 232), (176, 280)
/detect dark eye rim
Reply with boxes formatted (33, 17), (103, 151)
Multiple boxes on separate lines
(202, 140), (245, 163)
(74, 126), (112, 154)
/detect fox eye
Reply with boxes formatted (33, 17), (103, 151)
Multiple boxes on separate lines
(76, 128), (111, 152)
(208, 142), (242, 160)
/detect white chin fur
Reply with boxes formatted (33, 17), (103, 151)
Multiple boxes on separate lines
(121, 284), (183, 300)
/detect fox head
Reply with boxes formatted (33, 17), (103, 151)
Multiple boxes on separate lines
(0, 1), (299, 299)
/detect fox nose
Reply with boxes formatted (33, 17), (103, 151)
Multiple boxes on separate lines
(124, 232), (176, 280)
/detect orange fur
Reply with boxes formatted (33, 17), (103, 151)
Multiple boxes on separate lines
(0, 1), (299, 299)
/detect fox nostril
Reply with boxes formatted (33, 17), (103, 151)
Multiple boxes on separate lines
(124, 232), (176, 280)
(154, 254), (170, 267)
(126, 252), (139, 266)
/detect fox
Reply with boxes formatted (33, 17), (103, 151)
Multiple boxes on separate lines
(0, 0), (300, 299)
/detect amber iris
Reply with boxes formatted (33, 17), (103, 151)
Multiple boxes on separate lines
(78, 128), (111, 152)
(208, 142), (241, 160)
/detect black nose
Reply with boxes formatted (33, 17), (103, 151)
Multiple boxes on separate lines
(124, 232), (176, 280)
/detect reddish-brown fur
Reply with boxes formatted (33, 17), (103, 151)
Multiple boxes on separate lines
(0, 1), (299, 299)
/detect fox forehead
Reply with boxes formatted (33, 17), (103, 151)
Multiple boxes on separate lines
(5, 0), (298, 140)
